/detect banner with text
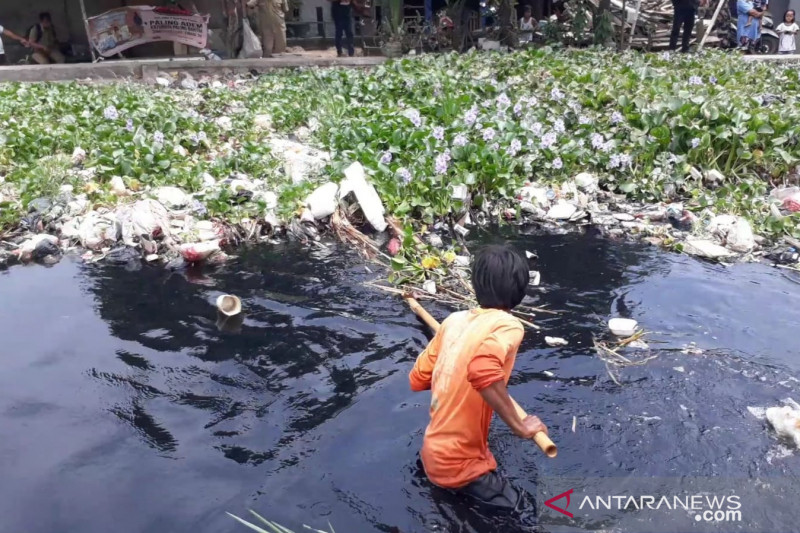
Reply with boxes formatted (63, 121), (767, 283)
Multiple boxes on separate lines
(87, 7), (209, 57)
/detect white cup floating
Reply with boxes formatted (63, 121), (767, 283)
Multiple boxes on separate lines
(216, 294), (242, 316)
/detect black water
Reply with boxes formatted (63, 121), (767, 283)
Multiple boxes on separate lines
(1, 228), (799, 533)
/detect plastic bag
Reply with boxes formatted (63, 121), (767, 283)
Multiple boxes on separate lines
(239, 18), (263, 59)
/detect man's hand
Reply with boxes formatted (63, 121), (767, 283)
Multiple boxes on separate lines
(518, 415), (547, 439)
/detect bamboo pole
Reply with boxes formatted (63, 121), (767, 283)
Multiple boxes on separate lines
(698, 0), (726, 50)
(78, 0), (97, 62)
(405, 297), (558, 458)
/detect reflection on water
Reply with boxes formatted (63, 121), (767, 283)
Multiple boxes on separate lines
(0, 227), (799, 533)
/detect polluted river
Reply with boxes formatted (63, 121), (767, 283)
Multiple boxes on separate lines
(1, 226), (799, 533)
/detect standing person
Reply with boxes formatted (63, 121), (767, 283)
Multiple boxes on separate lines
(776, 10), (798, 54)
(255, 0), (286, 56)
(330, 0), (354, 57)
(0, 24), (33, 65)
(737, 0), (763, 51)
(409, 245), (548, 511)
(519, 5), (536, 43)
(29, 12), (65, 64)
(669, 0), (706, 53)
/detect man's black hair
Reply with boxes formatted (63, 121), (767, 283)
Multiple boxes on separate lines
(471, 245), (529, 310)
(39, 12), (52, 22)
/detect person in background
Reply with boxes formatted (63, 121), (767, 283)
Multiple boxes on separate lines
(0, 24), (32, 65)
(255, 0), (287, 56)
(519, 5), (536, 43)
(745, 0), (768, 27)
(776, 10), (798, 53)
(669, 0), (707, 53)
(737, 0), (763, 51)
(330, 0), (354, 57)
(409, 245), (547, 511)
(29, 12), (65, 64)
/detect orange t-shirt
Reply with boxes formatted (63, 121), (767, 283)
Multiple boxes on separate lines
(409, 308), (524, 489)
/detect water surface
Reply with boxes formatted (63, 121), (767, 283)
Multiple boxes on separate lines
(1, 227), (799, 533)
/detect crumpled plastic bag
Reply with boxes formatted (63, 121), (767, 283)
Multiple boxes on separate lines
(708, 214), (755, 253)
(239, 18), (263, 59)
(78, 211), (121, 250)
(118, 199), (171, 246)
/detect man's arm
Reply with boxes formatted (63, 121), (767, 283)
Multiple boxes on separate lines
(478, 381), (547, 439)
(2, 28), (30, 48)
(409, 327), (443, 391)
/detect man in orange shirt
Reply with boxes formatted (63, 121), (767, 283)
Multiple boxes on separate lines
(410, 245), (547, 510)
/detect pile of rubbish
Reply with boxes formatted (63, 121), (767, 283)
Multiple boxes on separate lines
(509, 170), (800, 264)
(0, 137), (392, 271)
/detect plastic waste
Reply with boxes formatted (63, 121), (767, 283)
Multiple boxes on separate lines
(180, 240), (220, 262)
(118, 199), (171, 246)
(545, 336), (568, 347)
(428, 233), (444, 248)
(683, 238), (733, 259)
(78, 211), (121, 250)
(766, 404), (800, 448)
(239, 17), (263, 59)
(253, 114), (272, 131)
(216, 294), (242, 316)
(339, 162), (387, 232)
(609, 318), (638, 336)
(708, 214), (755, 253)
(519, 184), (549, 209)
(423, 279), (437, 295)
(454, 255), (470, 267)
(546, 202), (577, 220)
(215, 116), (233, 131)
(574, 172), (598, 193)
(783, 194), (800, 213)
(154, 186), (190, 209)
(529, 271), (541, 286)
(179, 73), (198, 90)
(305, 182), (339, 220)
(109, 176), (127, 196)
(71, 147), (86, 166)
(19, 234), (58, 255)
(454, 224), (469, 237)
(451, 184), (469, 202)
(269, 138), (331, 184)
(704, 169), (725, 185)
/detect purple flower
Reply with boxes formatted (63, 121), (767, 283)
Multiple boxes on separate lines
(482, 127), (496, 141)
(513, 102), (523, 115)
(553, 119), (565, 134)
(552, 157), (563, 169)
(434, 152), (449, 174)
(591, 133), (605, 150)
(125, 119), (134, 132)
(661, 51), (671, 60)
(491, 142), (500, 151)
(568, 100), (582, 112)
(397, 167), (412, 184)
(464, 106), (479, 126)
(432, 126), (445, 141)
(609, 154), (621, 169)
(709, 76), (718, 84)
(508, 139), (522, 156)
(619, 154), (632, 168)
(688, 75), (703, 86)
(530, 122), (543, 136)
(540, 131), (557, 149)
(453, 134), (468, 147)
(190, 133), (199, 143)
(154, 131), (165, 144)
(497, 93), (511, 110)
(579, 115), (591, 125)
(380, 151), (393, 165)
(611, 111), (624, 124)
(602, 140), (614, 153)
(103, 105), (119, 121)
(691, 137), (700, 148)
(481, 99), (493, 108)
(550, 88), (565, 101)
(198, 131), (207, 142)
(404, 108), (422, 128)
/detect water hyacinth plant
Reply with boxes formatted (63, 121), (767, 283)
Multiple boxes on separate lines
(0, 48), (799, 241)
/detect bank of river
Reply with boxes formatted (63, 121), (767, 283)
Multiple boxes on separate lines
(1, 228), (799, 533)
